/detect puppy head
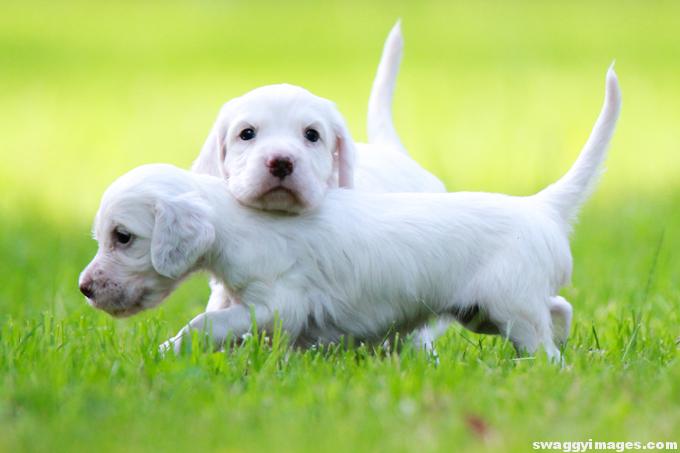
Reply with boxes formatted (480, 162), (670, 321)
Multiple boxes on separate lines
(79, 165), (215, 317)
(191, 84), (356, 214)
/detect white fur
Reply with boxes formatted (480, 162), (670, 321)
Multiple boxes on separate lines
(79, 67), (621, 361)
(191, 21), (443, 215)
(367, 19), (408, 155)
(195, 22), (445, 325)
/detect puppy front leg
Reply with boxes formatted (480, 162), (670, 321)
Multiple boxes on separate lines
(205, 276), (234, 312)
(160, 304), (272, 355)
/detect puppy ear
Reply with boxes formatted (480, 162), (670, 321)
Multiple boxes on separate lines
(190, 128), (221, 177)
(151, 193), (215, 279)
(331, 112), (356, 188)
(191, 103), (232, 179)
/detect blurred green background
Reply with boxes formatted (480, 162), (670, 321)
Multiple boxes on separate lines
(1, 1), (678, 452)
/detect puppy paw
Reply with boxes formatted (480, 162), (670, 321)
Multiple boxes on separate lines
(158, 327), (189, 356)
(158, 339), (174, 356)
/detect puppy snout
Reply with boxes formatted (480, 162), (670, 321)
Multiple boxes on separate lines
(79, 279), (94, 299)
(267, 156), (294, 180)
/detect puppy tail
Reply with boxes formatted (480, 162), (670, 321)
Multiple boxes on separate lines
(538, 64), (622, 225)
(367, 20), (408, 155)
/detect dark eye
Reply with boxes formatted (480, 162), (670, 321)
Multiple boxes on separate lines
(239, 128), (256, 141)
(304, 128), (320, 143)
(114, 228), (132, 245)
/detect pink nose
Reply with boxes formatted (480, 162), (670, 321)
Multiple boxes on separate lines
(267, 157), (294, 179)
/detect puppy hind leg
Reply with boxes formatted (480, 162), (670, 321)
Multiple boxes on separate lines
(549, 296), (573, 345)
(540, 333), (562, 364)
(536, 305), (563, 363)
(411, 326), (436, 352)
(205, 277), (233, 312)
(498, 317), (540, 356)
(496, 307), (562, 363)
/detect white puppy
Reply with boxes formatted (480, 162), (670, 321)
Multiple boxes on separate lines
(191, 21), (444, 216)
(193, 23), (446, 331)
(79, 68), (621, 361)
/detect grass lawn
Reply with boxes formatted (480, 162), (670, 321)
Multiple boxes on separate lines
(1, 1), (678, 451)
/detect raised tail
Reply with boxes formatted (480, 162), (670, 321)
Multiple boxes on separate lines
(538, 65), (622, 225)
(367, 20), (408, 155)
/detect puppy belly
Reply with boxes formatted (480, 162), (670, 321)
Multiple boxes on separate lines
(294, 307), (433, 347)
(448, 304), (500, 335)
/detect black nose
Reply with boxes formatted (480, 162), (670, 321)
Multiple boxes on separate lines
(79, 281), (94, 299)
(267, 157), (294, 179)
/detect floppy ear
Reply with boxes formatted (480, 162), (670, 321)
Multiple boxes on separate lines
(190, 128), (222, 177)
(151, 193), (215, 279)
(191, 104), (231, 179)
(331, 113), (356, 188)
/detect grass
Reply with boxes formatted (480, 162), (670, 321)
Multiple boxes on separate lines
(1, 1), (679, 451)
